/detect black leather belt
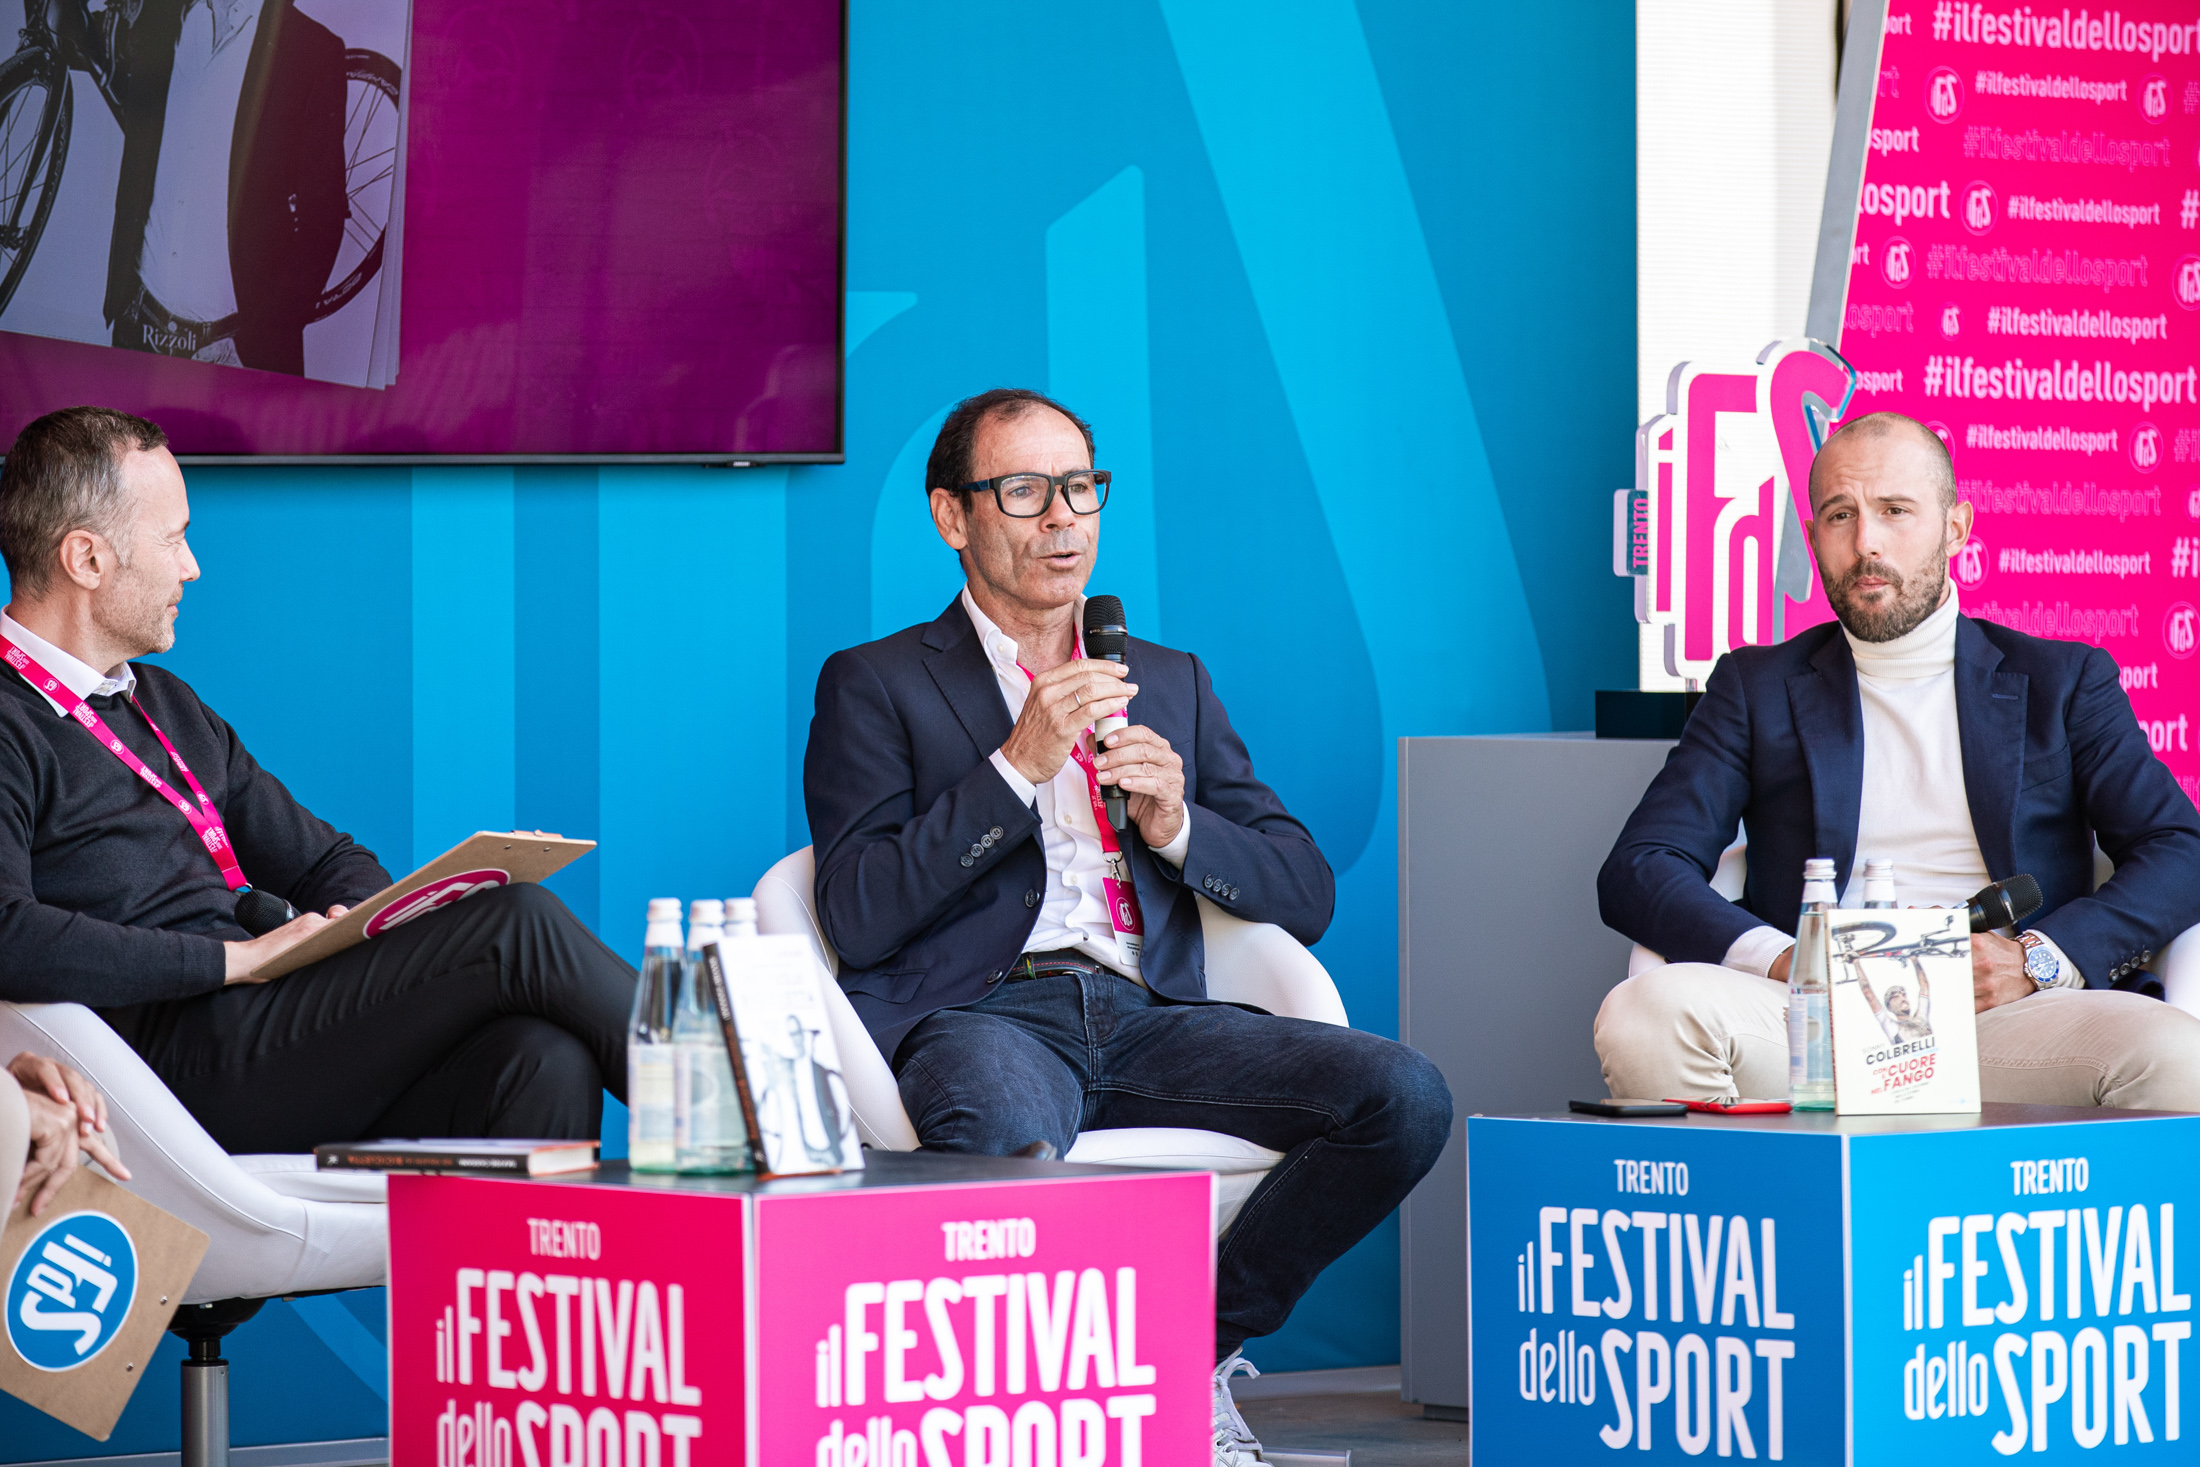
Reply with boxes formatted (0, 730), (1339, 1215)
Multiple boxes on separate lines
(1008, 948), (1113, 981)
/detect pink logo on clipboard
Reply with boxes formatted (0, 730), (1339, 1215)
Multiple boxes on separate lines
(365, 869), (510, 937)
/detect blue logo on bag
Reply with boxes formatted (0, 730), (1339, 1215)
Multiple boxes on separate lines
(5, 1212), (138, 1371)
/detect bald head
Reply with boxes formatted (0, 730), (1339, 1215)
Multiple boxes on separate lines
(1808, 412), (1955, 513)
(1801, 410), (1974, 643)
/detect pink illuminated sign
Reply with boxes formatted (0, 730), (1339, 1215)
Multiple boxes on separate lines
(1635, 339), (1858, 683)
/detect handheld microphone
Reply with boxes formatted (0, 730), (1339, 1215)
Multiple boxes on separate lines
(1082, 595), (1131, 834)
(1968, 874), (2043, 932)
(234, 886), (299, 937)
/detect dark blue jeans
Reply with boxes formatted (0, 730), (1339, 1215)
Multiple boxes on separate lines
(893, 970), (1453, 1358)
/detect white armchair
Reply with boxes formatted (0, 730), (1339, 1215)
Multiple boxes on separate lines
(753, 847), (1348, 1232)
(0, 1001), (385, 1466)
(1625, 840), (2200, 1016)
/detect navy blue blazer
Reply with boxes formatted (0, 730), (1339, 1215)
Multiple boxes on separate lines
(1599, 615), (2200, 987)
(805, 598), (1335, 1058)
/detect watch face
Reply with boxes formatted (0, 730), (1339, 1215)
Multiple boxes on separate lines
(2024, 942), (2057, 984)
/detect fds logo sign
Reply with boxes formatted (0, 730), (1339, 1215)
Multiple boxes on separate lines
(6, 1212), (137, 1370)
(1632, 340), (1857, 683)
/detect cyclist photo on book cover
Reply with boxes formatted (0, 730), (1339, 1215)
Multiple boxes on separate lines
(753, 1013), (851, 1172)
(0, 0), (406, 387)
(1861, 971), (1934, 1048)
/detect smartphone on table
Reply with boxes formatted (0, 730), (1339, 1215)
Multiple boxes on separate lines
(1568, 1098), (1689, 1117)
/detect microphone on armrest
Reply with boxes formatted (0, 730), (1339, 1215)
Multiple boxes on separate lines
(1968, 874), (2043, 932)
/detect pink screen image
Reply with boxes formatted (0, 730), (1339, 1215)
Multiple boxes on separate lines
(0, 0), (843, 459)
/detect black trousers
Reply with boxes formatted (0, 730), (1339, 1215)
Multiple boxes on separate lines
(102, 884), (637, 1153)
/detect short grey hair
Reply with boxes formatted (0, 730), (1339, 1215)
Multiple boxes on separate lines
(1808, 411), (1958, 510)
(0, 406), (168, 597)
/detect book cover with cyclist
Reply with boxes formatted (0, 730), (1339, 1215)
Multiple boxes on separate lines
(1827, 908), (1982, 1115)
(0, 0), (407, 388)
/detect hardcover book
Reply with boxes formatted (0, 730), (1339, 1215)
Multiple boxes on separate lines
(1827, 908), (1981, 1115)
(700, 937), (864, 1178)
(315, 1139), (599, 1176)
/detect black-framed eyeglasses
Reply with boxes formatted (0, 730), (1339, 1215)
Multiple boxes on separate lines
(959, 469), (1112, 518)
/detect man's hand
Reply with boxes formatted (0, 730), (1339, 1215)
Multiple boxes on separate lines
(221, 904), (349, 985)
(998, 659), (1136, 787)
(1973, 932), (2034, 1013)
(1768, 948), (1793, 986)
(1094, 726), (1185, 850)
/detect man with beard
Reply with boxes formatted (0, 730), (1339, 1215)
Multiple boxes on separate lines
(1595, 412), (2200, 1106)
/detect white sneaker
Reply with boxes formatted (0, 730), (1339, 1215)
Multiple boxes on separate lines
(1213, 1352), (1265, 1467)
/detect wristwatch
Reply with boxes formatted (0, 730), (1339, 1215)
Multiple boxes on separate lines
(2017, 931), (2061, 991)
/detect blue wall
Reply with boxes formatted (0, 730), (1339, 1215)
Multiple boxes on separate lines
(0, 1), (1634, 1453)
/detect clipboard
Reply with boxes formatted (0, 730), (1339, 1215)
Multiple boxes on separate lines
(0, 1167), (209, 1439)
(248, 831), (596, 980)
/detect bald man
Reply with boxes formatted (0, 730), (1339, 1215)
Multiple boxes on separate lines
(1597, 412), (2200, 1107)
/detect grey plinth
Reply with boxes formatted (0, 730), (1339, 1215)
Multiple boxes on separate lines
(1396, 732), (1677, 1412)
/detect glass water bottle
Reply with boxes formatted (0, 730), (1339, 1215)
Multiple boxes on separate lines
(627, 898), (684, 1172)
(674, 899), (751, 1173)
(1787, 858), (1838, 1110)
(1863, 858), (1897, 909)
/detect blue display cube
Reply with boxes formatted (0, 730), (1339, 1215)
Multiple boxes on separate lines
(1467, 1106), (2200, 1463)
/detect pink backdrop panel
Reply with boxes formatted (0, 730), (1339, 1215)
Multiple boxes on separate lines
(1837, 3), (2200, 800)
(387, 1175), (747, 1467)
(754, 1172), (1215, 1467)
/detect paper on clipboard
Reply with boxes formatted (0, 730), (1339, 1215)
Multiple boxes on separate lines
(247, 831), (595, 980)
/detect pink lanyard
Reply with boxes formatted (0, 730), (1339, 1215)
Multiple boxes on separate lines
(1014, 644), (1146, 943)
(1, 635), (249, 891)
(1014, 639), (1126, 857)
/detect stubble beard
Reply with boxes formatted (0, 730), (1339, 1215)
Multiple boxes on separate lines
(92, 561), (176, 661)
(1827, 551), (1947, 643)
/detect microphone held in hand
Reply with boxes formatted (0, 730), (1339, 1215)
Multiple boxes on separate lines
(1968, 874), (2043, 933)
(1081, 594), (1131, 834)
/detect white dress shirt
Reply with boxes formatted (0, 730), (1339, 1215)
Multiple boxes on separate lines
(1, 612), (136, 714)
(964, 590), (1190, 980)
(1721, 585), (2082, 986)
(140, 0), (266, 327)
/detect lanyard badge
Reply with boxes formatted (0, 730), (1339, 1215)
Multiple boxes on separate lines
(2, 636), (298, 936)
(1014, 648), (1146, 968)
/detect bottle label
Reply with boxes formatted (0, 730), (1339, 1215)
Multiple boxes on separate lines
(674, 1039), (747, 1167)
(628, 1042), (676, 1168)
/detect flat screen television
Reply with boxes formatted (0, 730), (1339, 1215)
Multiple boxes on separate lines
(0, 0), (844, 462)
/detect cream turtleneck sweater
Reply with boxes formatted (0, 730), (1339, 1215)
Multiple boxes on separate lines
(1843, 584), (1985, 908)
(1721, 584), (2081, 985)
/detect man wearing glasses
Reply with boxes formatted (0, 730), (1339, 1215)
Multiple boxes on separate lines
(805, 388), (1451, 1467)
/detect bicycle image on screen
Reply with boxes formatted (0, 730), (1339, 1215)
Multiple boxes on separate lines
(0, 0), (406, 387)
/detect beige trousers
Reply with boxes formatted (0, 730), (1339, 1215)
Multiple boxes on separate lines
(0, 1072), (24, 1216)
(1597, 962), (2200, 1111)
